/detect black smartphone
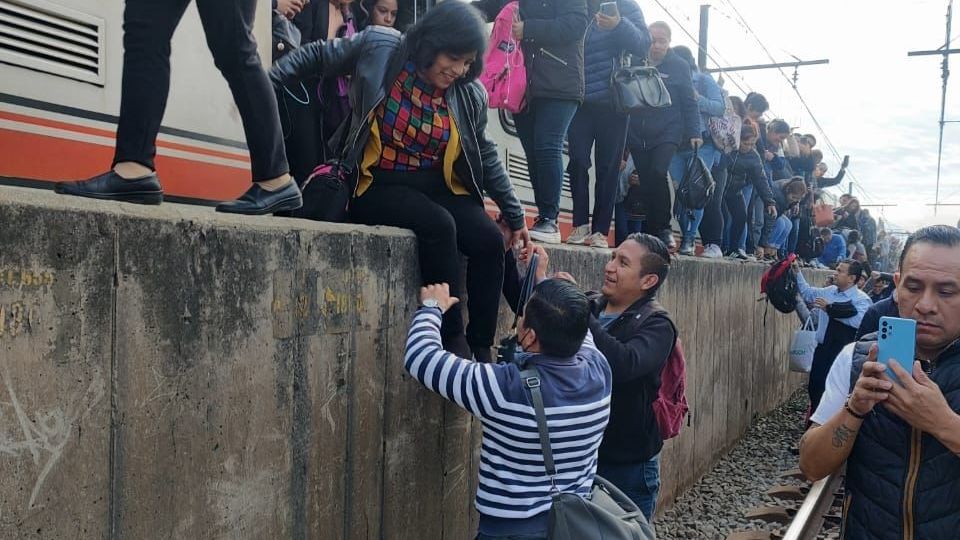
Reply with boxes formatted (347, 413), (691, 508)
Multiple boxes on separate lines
(599, 1), (618, 17)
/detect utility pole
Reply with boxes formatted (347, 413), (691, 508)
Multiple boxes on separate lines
(698, 5), (710, 71)
(908, 0), (959, 215)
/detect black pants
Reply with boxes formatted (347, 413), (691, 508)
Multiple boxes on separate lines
(351, 170), (504, 353)
(115, 0), (288, 182)
(629, 143), (678, 233)
(698, 156), (727, 246)
(723, 183), (749, 251)
(567, 104), (629, 235)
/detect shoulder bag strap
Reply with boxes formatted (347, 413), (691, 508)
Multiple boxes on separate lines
(520, 366), (559, 491)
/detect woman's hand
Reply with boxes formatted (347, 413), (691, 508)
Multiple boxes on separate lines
(519, 245), (550, 283)
(766, 204), (778, 217)
(277, 0), (305, 18)
(507, 226), (531, 250)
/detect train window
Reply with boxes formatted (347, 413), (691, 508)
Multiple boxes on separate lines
(395, 0), (436, 30)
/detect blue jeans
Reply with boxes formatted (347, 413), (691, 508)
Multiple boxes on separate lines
(669, 142), (721, 242)
(766, 214), (793, 249)
(787, 216), (800, 253)
(513, 98), (579, 221)
(597, 453), (661, 521)
(614, 202), (644, 246)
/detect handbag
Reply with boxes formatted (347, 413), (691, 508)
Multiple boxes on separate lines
(272, 12), (301, 59)
(520, 367), (656, 540)
(707, 90), (742, 154)
(676, 146), (716, 211)
(789, 317), (817, 373)
(611, 55), (672, 113)
(813, 202), (835, 228)
(278, 121), (354, 223)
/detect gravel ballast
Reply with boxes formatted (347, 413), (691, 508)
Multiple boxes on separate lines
(655, 389), (809, 539)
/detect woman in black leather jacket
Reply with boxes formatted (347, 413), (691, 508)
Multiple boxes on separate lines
(723, 123), (777, 259)
(271, 2), (530, 360)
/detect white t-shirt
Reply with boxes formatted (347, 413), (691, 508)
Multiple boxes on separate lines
(810, 343), (856, 425)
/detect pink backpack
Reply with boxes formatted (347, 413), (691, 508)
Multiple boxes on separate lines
(480, 1), (526, 113)
(652, 338), (689, 440)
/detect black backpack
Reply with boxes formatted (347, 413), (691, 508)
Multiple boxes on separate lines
(676, 146), (716, 211)
(760, 253), (799, 314)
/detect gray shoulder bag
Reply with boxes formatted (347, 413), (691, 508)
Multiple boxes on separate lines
(520, 367), (657, 540)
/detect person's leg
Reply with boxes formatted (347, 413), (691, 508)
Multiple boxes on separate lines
(438, 195), (505, 357)
(351, 184), (467, 354)
(113, 0), (193, 171)
(197, 0), (289, 183)
(597, 456), (660, 522)
(641, 143), (679, 236)
(565, 106), (594, 230)
(590, 109), (629, 237)
(737, 185), (753, 252)
(767, 215), (792, 250)
(513, 99), (578, 221)
(808, 345), (833, 414)
(668, 149), (692, 240)
(724, 186), (748, 253)
(699, 154), (727, 247)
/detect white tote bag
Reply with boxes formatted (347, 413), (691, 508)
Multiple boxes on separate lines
(789, 317), (817, 373)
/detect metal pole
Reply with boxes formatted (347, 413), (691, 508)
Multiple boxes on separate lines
(848, 182), (853, 196)
(934, 0), (953, 216)
(698, 5), (710, 71)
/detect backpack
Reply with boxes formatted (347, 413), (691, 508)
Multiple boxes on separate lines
(480, 1), (526, 113)
(707, 89), (742, 154)
(676, 146), (716, 211)
(760, 253), (799, 314)
(634, 303), (689, 440)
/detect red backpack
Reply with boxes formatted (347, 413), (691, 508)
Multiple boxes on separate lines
(634, 304), (689, 440)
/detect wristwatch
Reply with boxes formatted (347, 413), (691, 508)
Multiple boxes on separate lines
(421, 298), (442, 310)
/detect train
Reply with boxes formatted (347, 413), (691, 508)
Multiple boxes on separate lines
(0, 0), (577, 233)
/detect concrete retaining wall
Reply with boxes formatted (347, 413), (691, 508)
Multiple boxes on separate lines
(0, 186), (805, 539)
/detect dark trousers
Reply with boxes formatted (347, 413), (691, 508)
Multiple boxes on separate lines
(513, 98), (579, 221)
(723, 183), (749, 250)
(115, 0), (288, 181)
(566, 104), (629, 235)
(698, 156), (727, 246)
(629, 143), (678, 233)
(351, 171), (504, 352)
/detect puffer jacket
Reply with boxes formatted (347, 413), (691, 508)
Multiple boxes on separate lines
(269, 27), (526, 230)
(845, 336), (960, 540)
(582, 0), (649, 104)
(725, 149), (775, 205)
(474, 0), (588, 102)
(626, 48), (700, 149)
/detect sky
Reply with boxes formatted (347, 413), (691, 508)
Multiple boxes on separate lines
(642, 0), (960, 233)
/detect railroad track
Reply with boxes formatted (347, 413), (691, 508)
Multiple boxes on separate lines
(726, 466), (845, 540)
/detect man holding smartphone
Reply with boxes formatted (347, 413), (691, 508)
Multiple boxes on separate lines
(799, 225), (960, 540)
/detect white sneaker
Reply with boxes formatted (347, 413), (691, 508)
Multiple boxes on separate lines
(701, 244), (723, 258)
(587, 232), (609, 248)
(566, 224), (590, 245)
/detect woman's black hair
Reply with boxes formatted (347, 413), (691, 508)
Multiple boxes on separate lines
(405, 1), (487, 83)
(672, 45), (698, 72)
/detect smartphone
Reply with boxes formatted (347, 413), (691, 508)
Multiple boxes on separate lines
(878, 317), (917, 385)
(599, 1), (619, 17)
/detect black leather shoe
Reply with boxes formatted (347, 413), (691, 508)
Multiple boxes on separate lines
(55, 170), (163, 205)
(215, 181), (302, 215)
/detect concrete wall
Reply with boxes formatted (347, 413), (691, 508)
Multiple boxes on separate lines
(0, 186), (805, 539)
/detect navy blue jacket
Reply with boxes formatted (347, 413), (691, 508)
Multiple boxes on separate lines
(845, 337), (960, 539)
(582, 0), (650, 105)
(626, 48), (700, 149)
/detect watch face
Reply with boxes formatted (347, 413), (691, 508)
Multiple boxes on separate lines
(423, 299), (440, 308)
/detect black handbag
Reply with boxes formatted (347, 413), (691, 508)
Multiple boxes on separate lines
(278, 122), (355, 223)
(520, 367), (656, 540)
(611, 55), (672, 113)
(272, 12), (301, 59)
(676, 146), (716, 211)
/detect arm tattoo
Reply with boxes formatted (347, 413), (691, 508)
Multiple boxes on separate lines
(831, 424), (855, 449)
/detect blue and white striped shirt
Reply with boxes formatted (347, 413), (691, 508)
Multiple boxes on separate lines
(404, 307), (612, 535)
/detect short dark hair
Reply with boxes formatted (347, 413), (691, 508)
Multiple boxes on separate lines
(847, 230), (860, 243)
(811, 149), (824, 163)
(624, 233), (671, 297)
(840, 259), (865, 281)
(744, 92), (769, 114)
(524, 279), (591, 357)
(405, 1), (487, 83)
(741, 123), (758, 140)
(804, 133), (818, 147)
(899, 225), (960, 271)
(768, 119), (791, 135)
(820, 227), (833, 237)
(672, 45), (697, 71)
(649, 21), (672, 39)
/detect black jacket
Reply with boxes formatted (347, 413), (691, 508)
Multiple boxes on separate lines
(588, 295), (677, 464)
(270, 27), (526, 230)
(725, 149), (775, 205)
(855, 294), (898, 340)
(473, 0), (588, 102)
(626, 48), (700, 149)
(845, 337), (960, 539)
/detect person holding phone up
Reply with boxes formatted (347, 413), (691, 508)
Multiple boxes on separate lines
(564, 0), (650, 249)
(799, 225), (960, 540)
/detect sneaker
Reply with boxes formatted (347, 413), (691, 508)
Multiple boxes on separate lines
(657, 229), (677, 251)
(529, 217), (561, 244)
(727, 248), (750, 261)
(587, 232), (609, 248)
(678, 237), (695, 256)
(701, 244), (723, 259)
(566, 224), (591, 245)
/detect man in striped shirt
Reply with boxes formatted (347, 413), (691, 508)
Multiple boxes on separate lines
(406, 280), (612, 540)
